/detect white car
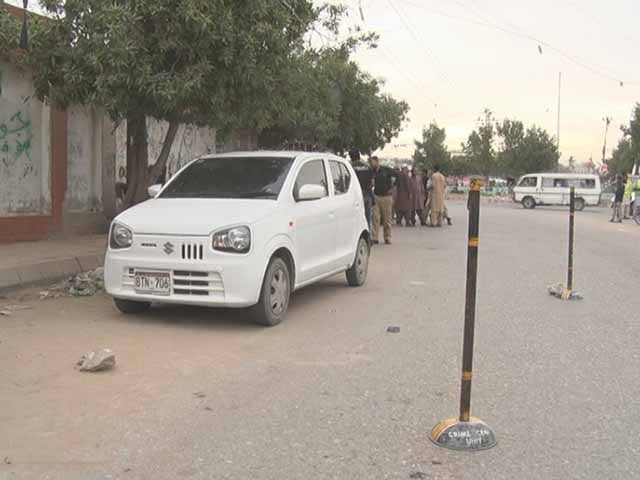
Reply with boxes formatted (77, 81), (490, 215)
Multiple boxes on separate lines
(104, 151), (371, 326)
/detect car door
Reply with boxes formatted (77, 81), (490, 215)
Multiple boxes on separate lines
(328, 160), (357, 268)
(291, 158), (337, 284)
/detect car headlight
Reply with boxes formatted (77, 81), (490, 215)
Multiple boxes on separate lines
(212, 226), (251, 253)
(110, 223), (133, 249)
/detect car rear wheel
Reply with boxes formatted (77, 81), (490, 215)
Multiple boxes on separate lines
(522, 196), (536, 209)
(346, 237), (370, 287)
(251, 257), (290, 327)
(574, 198), (586, 211)
(113, 298), (151, 314)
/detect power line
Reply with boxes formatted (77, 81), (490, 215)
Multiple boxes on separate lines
(385, 0), (456, 89)
(399, 0), (640, 87)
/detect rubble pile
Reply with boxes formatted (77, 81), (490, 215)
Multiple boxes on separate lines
(39, 267), (105, 300)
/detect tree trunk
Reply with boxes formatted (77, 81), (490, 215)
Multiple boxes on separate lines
(149, 121), (180, 185)
(122, 113), (149, 210)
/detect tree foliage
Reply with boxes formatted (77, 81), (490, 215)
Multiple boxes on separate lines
(259, 48), (408, 155)
(609, 103), (640, 175)
(496, 119), (558, 176)
(2, 1), (405, 208)
(412, 122), (450, 172)
(462, 109), (496, 177)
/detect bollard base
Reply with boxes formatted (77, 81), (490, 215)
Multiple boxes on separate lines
(430, 417), (497, 451)
(548, 283), (583, 301)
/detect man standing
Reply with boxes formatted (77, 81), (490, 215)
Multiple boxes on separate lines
(370, 156), (397, 244)
(395, 165), (414, 226)
(623, 174), (633, 219)
(349, 150), (374, 229)
(430, 165), (447, 227)
(611, 175), (625, 223)
(410, 167), (427, 226)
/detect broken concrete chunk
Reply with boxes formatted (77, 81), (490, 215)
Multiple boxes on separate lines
(77, 348), (116, 372)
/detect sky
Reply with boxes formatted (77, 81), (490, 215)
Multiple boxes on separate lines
(8, 0), (640, 165)
(329, 0), (640, 164)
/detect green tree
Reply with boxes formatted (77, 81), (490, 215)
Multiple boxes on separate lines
(496, 119), (558, 176)
(610, 103), (640, 174)
(463, 109), (496, 177)
(609, 138), (635, 175)
(259, 48), (408, 154)
(413, 122), (450, 172)
(2, 0), (328, 207)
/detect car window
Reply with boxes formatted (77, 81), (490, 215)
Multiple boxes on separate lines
(160, 156), (294, 199)
(542, 177), (567, 188)
(340, 163), (352, 192)
(519, 177), (537, 187)
(293, 160), (328, 200)
(329, 161), (350, 195)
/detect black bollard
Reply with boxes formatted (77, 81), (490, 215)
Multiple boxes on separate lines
(566, 186), (575, 295)
(430, 178), (496, 451)
(549, 186), (582, 300)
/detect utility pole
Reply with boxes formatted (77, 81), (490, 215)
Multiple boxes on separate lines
(557, 72), (562, 156)
(602, 117), (611, 165)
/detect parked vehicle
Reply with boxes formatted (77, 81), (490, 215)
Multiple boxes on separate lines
(512, 173), (601, 211)
(104, 151), (371, 326)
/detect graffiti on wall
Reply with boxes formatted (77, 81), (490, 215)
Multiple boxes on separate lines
(0, 110), (33, 167)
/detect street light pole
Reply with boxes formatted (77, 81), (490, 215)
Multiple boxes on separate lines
(602, 117), (611, 165)
(557, 72), (562, 155)
(19, 0), (29, 50)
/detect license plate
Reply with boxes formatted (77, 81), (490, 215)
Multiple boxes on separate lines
(134, 270), (171, 296)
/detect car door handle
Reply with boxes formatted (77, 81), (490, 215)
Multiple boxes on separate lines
(329, 212), (336, 219)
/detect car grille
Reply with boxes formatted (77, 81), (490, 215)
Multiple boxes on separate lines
(182, 243), (205, 260)
(172, 270), (224, 296)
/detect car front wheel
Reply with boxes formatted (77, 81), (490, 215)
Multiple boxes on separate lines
(574, 198), (585, 211)
(251, 257), (291, 327)
(346, 237), (370, 287)
(113, 298), (151, 314)
(522, 196), (536, 209)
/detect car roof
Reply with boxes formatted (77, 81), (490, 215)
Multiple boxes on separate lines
(200, 150), (345, 161)
(522, 173), (598, 178)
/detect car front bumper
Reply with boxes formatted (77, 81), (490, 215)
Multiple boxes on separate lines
(104, 235), (265, 308)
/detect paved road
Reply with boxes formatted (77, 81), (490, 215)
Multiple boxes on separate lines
(1, 203), (639, 480)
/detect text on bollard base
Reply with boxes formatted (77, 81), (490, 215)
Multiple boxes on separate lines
(430, 417), (497, 451)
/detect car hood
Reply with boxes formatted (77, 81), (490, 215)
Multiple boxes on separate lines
(115, 198), (278, 236)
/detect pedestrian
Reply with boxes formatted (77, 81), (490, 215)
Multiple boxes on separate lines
(430, 165), (447, 227)
(370, 156), (397, 244)
(423, 169), (431, 225)
(409, 167), (427, 226)
(395, 166), (413, 227)
(623, 174), (633, 219)
(349, 150), (374, 229)
(610, 175), (624, 223)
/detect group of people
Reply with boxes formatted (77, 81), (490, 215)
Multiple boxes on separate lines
(350, 151), (452, 245)
(611, 173), (640, 223)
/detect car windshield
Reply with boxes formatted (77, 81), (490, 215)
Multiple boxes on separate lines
(160, 156), (294, 199)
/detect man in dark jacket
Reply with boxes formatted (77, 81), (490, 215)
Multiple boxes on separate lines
(611, 175), (625, 223)
(349, 150), (374, 229)
(369, 156), (397, 244)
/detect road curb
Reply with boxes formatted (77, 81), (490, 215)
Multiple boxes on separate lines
(0, 254), (104, 292)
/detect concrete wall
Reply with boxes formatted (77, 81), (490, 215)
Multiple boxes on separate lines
(0, 60), (51, 216)
(63, 106), (116, 234)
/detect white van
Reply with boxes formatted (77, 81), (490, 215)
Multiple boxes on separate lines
(513, 173), (601, 211)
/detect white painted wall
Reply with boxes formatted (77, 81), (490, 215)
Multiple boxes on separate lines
(66, 106), (104, 213)
(0, 60), (51, 216)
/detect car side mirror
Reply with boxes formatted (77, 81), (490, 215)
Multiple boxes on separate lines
(297, 184), (326, 201)
(148, 184), (163, 198)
